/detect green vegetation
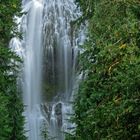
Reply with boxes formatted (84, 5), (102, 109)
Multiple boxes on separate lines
(67, 0), (140, 139)
(0, 0), (25, 140)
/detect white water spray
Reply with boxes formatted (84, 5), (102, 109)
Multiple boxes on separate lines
(22, 1), (45, 140)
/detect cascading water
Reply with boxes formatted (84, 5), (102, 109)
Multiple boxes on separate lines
(11, 0), (45, 140)
(21, 0), (45, 140)
(10, 0), (85, 140)
(42, 0), (85, 139)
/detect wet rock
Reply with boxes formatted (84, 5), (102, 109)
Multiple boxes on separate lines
(55, 102), (62, 115)
(55, 102), (62, 126)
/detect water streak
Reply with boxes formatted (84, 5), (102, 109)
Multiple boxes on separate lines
(21, 0), (45, 140)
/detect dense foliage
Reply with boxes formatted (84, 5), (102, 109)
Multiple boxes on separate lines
(0, 0), (25, 140)
(67, 0), (140, 139)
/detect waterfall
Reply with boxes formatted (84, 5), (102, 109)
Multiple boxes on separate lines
(10, 0), (85, 140)
(22, 1), (44, 140)
(42, 0), (85, 139)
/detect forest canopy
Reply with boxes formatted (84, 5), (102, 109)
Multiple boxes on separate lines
(0, 0), (25, 140)
(67, 0), (140, 139)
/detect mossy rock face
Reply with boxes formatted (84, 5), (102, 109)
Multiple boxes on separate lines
(43, 82), (67, 102)
(43, 82), (57, 101)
